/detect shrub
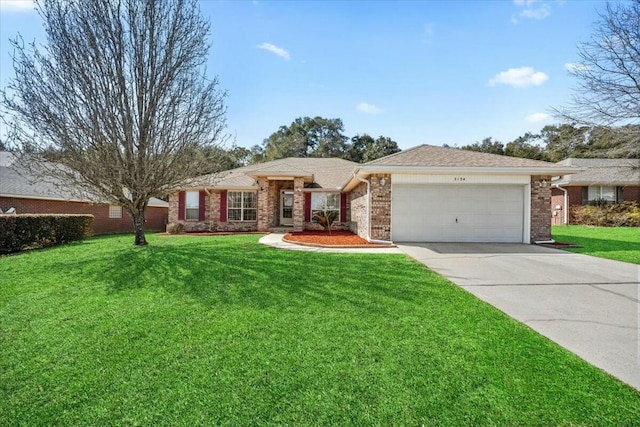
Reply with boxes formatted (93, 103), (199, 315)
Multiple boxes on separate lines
(0, 214), (93, 254)
(312, 210), (338, 234)
(571, 201), (640, 227)
(166, 222), (184, 234)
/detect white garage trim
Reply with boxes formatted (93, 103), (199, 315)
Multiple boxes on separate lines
(523, 182), (531, 243)
(391, 183), (527, 243)
(392, 173), (530, 185)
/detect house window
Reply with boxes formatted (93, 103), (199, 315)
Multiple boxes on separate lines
(311, 193), (340, 218)
(588, 186), (616, 203)
(185, 191), (200, 220)
(228, 191), (257, 221)
(108, 205), (122, 219)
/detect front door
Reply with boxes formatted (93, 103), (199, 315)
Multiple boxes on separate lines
(280, 190), (294, 226)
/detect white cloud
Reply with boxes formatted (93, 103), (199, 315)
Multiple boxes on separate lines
(256, 42), (291, 61)
(511, 0), (551, 24)
(564, 62), (589, 72)
(488, 66), (549, 88)
(526, 112), (551, 123)
(356, 102), (381, 114)
(0, 0), (34, 13)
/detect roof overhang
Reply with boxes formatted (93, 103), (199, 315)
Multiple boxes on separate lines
(552, 180), (639, 187)
(343, 165), (583, 192)
(356, 165), (581, 175)
(245, 171), (314, 183)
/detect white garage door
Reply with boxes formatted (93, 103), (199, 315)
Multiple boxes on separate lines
(392, 184), (524, 243)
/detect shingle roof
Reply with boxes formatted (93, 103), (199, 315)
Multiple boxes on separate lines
(365, 144), (564, 168)
(553, 158), (640, 185)
(0, 153), (168, 207)
(183, 157), (358, 190)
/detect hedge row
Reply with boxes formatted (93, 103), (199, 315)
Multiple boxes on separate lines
(571, 201), (640, 227)
(0, 214), (93, 254)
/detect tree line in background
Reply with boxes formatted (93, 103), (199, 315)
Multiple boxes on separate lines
(208, 116), (401, 171)
(209, 120), (639, 173)
(448, 124), (640, 162)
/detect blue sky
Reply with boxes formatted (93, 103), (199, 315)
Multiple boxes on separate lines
(0, 0), (611, 150)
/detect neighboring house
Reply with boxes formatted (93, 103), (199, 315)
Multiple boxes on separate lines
(551, 158), (640, 225)
(168, 145), (576, 243)
(0, 152), (168, 235)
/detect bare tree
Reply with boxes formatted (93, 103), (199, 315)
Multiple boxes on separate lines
(1, 0), (227, 245)
(554, 1), (640, 158)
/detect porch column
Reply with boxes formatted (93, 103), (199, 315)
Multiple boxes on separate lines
(293, 177), (304, 232)
(257, 177), (269, 232)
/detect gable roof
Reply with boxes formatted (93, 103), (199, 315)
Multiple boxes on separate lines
(553, 158), (640, 186)
(182, 157), (358, 190)
(366, 144), (564, 168)
(0, 152), (168, 207)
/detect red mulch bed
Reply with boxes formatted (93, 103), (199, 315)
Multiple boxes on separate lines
(284, 230), (385, 247)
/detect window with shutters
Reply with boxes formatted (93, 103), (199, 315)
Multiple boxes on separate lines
(185, 191), (200, 220)
(311, 193), (340, 219)
(587, 186), (617, 203)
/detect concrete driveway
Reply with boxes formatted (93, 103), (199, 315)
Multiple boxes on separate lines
(398, 243), (640, 390)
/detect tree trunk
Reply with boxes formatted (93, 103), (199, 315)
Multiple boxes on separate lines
(130, 207), (148, 246)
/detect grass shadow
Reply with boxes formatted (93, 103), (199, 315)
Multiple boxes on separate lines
(50, 235), (440, 312)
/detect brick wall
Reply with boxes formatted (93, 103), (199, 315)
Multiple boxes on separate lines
(293, 178), (305, 232)
(0, 196), (167, 235)
(623, 186), (640, 202)
(370, 174), (391, 241)
(168, 191), (258, 232)
(530, 176), (551, 242)
(348, 181), (369, 239)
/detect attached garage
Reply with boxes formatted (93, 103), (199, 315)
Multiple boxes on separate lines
(343, 144), (579, 244)
(392, 182), (526, 243)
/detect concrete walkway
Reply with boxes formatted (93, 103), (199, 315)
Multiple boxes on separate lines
(259, 233), (402, 254)
(398, 243), (640, 390)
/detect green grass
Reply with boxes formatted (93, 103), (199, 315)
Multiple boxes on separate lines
(1, 234), (639, 426)
(552, 225), (640, 264)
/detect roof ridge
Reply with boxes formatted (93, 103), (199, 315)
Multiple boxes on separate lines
(365, 144), (425, 165)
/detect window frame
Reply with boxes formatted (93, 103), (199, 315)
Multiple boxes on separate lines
(227, 191), (257, 222)
(108, 205), (122, 219)
(311, 192), (340, 220)
(587, 185), (617, 203)
(185, 191), (200, 221)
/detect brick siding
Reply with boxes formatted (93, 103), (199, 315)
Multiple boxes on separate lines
(370, 174), (391, 241)
(530, 176), (552, 242)
(0, 196), (167, 235)
(623, 186), (640, 203)
(348, 181), (369, 239)
(168, 191), (258, 232)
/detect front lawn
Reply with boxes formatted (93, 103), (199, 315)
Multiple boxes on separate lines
(552, 225), (640, 264)
(1, 234), (638, 425)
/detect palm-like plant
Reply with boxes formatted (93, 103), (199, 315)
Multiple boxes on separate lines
(312, 210), (338, 235)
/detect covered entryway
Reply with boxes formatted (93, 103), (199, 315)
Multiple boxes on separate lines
(392, 184), (525, 242)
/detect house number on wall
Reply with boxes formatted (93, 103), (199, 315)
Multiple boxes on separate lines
(454, 177), (466, 182)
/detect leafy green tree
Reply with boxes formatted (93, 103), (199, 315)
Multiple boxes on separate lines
(539, 124), (589, 162)
(260, 116), (348, 161)
(504, 133), (547, 161)
(459, 137), (504, 155)
(344, 134), (401, 163)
